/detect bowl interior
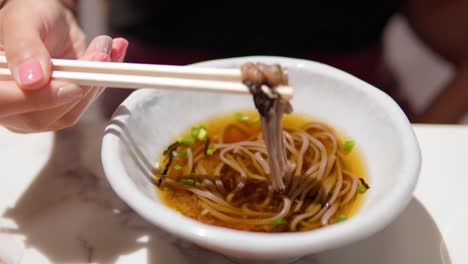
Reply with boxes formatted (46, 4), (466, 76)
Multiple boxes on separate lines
(102, 56), (420, 258)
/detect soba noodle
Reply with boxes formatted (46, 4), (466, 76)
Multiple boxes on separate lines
(154, 63), (368, 232)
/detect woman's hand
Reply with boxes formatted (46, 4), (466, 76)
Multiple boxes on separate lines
(0, 0), (128, 132)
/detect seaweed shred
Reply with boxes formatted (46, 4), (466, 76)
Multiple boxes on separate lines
(163, 142), (180, 156)
(359, 178), (370, 189)
(155, 142), (180, 187)
(243, 80), (278, 118)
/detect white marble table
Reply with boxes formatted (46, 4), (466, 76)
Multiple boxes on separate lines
(0, 122), (467, 264)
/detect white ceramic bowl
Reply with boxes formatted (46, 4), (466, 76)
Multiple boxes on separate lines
(101, 56), (421, 260)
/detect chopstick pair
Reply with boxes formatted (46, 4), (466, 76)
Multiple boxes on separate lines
(0, 56), (293, 99)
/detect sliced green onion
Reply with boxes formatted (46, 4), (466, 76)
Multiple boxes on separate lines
(181, 178), (194, 185)
(183, 138), (195, 145)
(234, 112), (248, 121)
(197, 128), (207, 140)
(206, 148), (215, 156)
(358, 185), (367, 193)
(272, 218), (286, 226)
(343, 140), (355, 153)
(176, 150), (187, 157)
(251, 116), (260, 124)
(174, 164), (183, 171)
(177, 137), (195, 145)
(336, 213), (347, 222)
(234, 112), (243, 120)
(191, 127), (200, 138)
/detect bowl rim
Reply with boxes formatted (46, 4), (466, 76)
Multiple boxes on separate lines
(101, 56), (421, 257)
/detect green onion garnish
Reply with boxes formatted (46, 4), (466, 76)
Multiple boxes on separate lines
(336, 213), (347, 222)
(176, 150), (187, 157)
(272, 218), (286, 226)
(206, 148), (215, 156)
(177, 137), (195, 145)
(343, 140), (355, 153)
(234, 112), (243, 120)
(251, 116), (260, 124)
(234, 112), (248, 121)
(181, 178), (194, 185)
(191, 127), (200, 138)
(174, 164), (183, 171)
(197, 128), (207, 140)
(358, 185), (367, 193)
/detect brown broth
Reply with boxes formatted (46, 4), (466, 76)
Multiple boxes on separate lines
(156, 110), (368, 232)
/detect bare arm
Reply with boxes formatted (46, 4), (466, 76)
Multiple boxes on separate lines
(404, 0), (468, 65)
(403, 0), (468, 123)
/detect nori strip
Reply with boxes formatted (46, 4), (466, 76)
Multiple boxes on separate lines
(359, 178), (370, 189)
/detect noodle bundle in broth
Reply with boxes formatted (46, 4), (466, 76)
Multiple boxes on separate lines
(154, 63), (368, 232)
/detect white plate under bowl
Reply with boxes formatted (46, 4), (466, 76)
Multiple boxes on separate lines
(101, 56), (421, 260)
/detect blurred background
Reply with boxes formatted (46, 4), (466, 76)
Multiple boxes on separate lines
(77, 0), (468, 124)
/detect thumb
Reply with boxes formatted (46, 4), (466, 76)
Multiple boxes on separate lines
(3, 11), (51, 90)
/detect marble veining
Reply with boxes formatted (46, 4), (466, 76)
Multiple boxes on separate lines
(0, 120), (285, 263)
(0, 117), (462, 263)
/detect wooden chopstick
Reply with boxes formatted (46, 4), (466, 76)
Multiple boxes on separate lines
(0, 56), (293, 99)
(0, 56), (242, 81)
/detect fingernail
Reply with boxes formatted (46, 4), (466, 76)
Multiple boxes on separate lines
(95, 36), (113, 55)
(111, 38), (129, 61)
(56, 84), (83, 103)
(16, 58), (43, 86)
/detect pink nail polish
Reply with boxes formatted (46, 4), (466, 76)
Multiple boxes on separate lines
(111, 39), (128, 60)
(17, 59), (43, 86)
